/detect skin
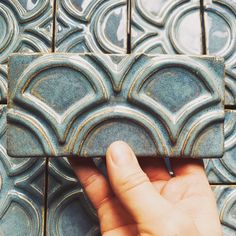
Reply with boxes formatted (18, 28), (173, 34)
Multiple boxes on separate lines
(69, 141), (222, 236)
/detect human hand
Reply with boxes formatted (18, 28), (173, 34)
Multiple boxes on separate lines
(69, 141), (222, 236)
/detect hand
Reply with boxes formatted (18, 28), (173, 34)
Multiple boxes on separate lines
(69, 141), (222, 236)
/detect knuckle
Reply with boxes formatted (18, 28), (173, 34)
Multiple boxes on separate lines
(117, 171), (149, 194)
(81, 173), (100, 189)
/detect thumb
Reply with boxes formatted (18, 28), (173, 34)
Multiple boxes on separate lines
(106, 141), (170, 224)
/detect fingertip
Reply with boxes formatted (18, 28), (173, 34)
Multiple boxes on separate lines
(106, 141), (131, 156)
(106, 141), (135, 166)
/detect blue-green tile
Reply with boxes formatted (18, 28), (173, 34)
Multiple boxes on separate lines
(0, 105), (45, 236)
(0, 0), (53, 64)
(131, 0), (203, 54)
(55, 0), (127, 53)
(204, 0), (236, 105)
(47, 157), (100, 236)
(0, 65), (7, 103)
(205, 110), (236, 184)
(7, 53), (225, 158)
(212, 186), (236, 236)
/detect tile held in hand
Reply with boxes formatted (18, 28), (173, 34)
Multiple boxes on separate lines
(7, 53), (225, 158)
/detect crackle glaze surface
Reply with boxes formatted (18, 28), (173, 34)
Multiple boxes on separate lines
(7, 53), (224, 158)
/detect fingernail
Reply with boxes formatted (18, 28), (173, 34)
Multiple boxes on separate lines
(108, 141), (134, 166)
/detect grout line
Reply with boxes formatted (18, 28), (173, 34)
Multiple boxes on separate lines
(210, 183), (236, 186)
(200, 0), (207, 55)
(225, 105), (236, 110)
(52, 0), (57, 53)
(43, 1), (56, 233)
(43, 158), (49, 236)
(127, 0), (131, 54)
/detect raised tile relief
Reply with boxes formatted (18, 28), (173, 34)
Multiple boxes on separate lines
(7, 54), (224, 158)
(55, 0), (127, 53)
(204, 110), (236, 184)
(131, 0), (203, 54)
(204, 0), (236, 105)
(0, 106), (45, 236)
(0, 0), (53, 63)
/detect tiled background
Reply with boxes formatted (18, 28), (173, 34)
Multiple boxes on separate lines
(0, 0), (235, 235)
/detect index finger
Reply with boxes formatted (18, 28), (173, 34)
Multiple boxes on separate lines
(68, 157), (113, 210)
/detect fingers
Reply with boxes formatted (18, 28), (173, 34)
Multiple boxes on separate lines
(68, 158), (113, 210)
(106, 141), (170, 224)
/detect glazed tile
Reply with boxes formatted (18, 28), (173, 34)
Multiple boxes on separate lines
(7, 53), (225, 158)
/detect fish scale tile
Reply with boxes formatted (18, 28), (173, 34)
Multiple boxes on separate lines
(204, 110), (236, 184)
(203, 0), (236, 105)
(131, 0), (203, 54)
(54, 0), (127, 53)
(7, 53), (224, 158)
(0, 106), (46, 236)
(0, 0), (54, 103)
(0, 0), (53, 63)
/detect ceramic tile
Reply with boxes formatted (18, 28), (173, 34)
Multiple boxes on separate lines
(0, 65), (7, 103)
(204, 110), (236, 184)
(204, 0), (236, 105)
(54, 0), (127, 53)
(131, 0), (203, 54)
(212, 186), (236, 236)
(0, 105), (45, 236)
(7, 53), (225, 158)
(46, 158), (100, 236)
(0, 0), (53, 64)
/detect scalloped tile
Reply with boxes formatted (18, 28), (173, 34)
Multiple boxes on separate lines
(131, 0), (203, 54)
(7, 53), (224, 158)
(0, 0), (53, 62)
(212, 186), (236, 236)
(0, 105), (45, 236)
(203, 0), (236, 105)
(46, 157), (100, 236)
(54, 0), (127, 53)
(0, 0), (54, 104)
(204, 110), (236, 184)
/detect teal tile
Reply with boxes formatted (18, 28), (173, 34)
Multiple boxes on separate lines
(55, 0), (127, 53)
(7, 53), (225, 158)
(47, 158), (100, 236)
(204, 0), (236, 105)
(0, 65), (7, 103)
(212, 186), (236, 236)
(0, 0), (53, 64)
(205, 110), (236, 184)
(0, 106), (45, 236)
(131, 0), (203, 54)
